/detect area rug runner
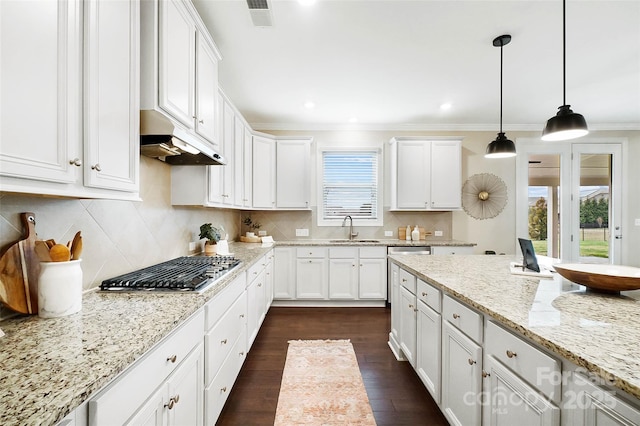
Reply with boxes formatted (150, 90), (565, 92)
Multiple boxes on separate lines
(274, 339), (376, 425)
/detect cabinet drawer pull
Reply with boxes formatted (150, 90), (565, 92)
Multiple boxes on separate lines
(69, 158), (82, 167)
(258, 283), (262, 287)
(167, 355), (177, 363)
(468, 358), (476, 365)
(221, 386), (227, 393)
(91, 163), (102, 172)
(240, 314), (245, 318)
(482, 370), (490, 378)
(198, 119), (204, 124)
(221, 339), (228, 345)
(452, 313), (460, 319)
(506, 350), (517, 358)
(164, 395), (179, 409)
(421, 292), (427, 297)
(402, 278), (407, 282)
(254, 271), (258, 275)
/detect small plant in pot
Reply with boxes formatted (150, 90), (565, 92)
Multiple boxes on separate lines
(199, 223), (221, 256)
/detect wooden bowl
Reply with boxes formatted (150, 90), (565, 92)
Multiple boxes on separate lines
(553, 263), (640, 293)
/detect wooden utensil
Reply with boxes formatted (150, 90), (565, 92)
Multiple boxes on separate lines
(0, 212), (40, 314)
(49, 244), (71, 262)
(70, 231), (82, 260)
(35, 240), (53, 262)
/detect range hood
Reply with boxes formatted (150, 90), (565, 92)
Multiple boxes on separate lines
(140, 110), (226, 166)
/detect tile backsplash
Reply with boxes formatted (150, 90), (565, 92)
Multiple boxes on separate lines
(0, 157), (239, 320)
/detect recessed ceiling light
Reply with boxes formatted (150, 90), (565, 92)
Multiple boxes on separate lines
(440, 103), (452, 111)
(304, 101), (315, 109)
(298, 0), (316, 5)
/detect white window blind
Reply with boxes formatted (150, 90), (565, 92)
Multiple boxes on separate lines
(322, 151), (378, 220)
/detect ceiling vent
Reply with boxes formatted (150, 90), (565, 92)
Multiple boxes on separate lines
(247, 0), (273, 27)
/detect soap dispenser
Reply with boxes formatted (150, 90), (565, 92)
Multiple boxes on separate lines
(411, 226), (420, 241)
(405, 225), (411, 241)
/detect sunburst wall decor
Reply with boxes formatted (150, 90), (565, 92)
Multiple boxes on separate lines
(461, 173), (508, 220)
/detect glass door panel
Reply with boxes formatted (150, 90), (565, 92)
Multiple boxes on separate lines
(528, 155), (561, 258)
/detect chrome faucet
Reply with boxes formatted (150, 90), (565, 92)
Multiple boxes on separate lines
(342, 215), (359, 240)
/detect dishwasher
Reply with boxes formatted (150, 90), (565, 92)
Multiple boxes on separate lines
(386, 245), (431, 306)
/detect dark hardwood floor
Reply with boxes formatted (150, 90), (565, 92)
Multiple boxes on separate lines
(216, 307), (448, 425)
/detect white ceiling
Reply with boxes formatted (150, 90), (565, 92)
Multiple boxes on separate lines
(193, 0), (640, 131)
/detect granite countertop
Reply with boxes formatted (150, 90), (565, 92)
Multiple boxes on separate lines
(0, 242), (272, 426)
(273, 238), (475, 247)
(388, 254), (640, 401)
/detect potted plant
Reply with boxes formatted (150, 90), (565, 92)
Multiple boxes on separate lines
(242, 216), (262, 237)
(199, 223), (221, 256)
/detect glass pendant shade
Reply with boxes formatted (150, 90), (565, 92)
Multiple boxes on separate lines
(541, 104), (588, 141)
(485, 132), (516, 158)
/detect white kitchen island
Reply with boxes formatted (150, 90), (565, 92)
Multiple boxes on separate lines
(388, 254), (640, 426)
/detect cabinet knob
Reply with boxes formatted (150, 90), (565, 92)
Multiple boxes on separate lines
(221, 386), (227, 393)
(258, 283), (262, 287)
(421, 292), (427, 297)
(402, 278), (407, 282)
(240, 314), (245, 318)
(198, 119), (204, 124)
(506, 350), (517, 359)
(408, 304), (414, 309)
(452, 313), (460, 319)
(221, 338), (228, 345)
(482, 370), (490, 378)
(167, 354), (177, 363)
(468, 358), (476, 365)
(239, 351), (245, 356)
(91, 163), (102, 172)
(69, 158), (82, 167)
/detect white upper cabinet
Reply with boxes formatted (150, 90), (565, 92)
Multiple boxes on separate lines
(194, 34), (219, 144)
(140, 0), (221, 146)
(158, 0), (195, 128)
(84, 0), (139, 192)
(252, 136), (276, 209)
(276, 139), (312, 209)
(233, 117), (245, 207)
(242, 126), (253, 208)
(0, 0), (140, 199)
(221, 100), (235, 204)
(390, 138), (462, 211)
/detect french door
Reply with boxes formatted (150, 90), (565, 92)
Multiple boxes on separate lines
(516, 140), (623, 264)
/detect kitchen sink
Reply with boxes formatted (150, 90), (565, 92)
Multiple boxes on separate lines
(329, 239), (380, 243)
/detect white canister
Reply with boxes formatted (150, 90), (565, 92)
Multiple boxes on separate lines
(38, 260), (82, 318)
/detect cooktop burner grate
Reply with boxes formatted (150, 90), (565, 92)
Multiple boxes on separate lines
(101, 256), (241, 291)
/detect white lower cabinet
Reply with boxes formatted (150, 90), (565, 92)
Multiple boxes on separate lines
(399, 285), (417, 367)
(416, 299), (441, 403)
(441, 320), (483, 426)
(274, 247), (296, 299)
(88, 309), (205, 425)
(329, 257), (358, 299)
(296, 247), (329, 299)
(482, 355), (559, 426)
(566, 372), (640, 426)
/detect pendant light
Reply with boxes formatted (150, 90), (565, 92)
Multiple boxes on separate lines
(485, 34), (516, 159)
(541, 0), (588, 141)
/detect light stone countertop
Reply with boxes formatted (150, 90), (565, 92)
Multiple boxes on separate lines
(272, 238), (475, 247)
(388, 254), (640, 401)
(0, 242), (272, 426)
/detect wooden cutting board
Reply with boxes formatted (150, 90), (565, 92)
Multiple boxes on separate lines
(0, 212), (40, 314)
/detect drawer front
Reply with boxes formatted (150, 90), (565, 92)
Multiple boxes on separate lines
(329, 247), (358, 259)
(486, 321), (561, 401)
(204, 328), (247, 425)
(359, 246), (387, 259)
(205, 273), (246, 330)
(432, 246), (474, 255)
(296, 247), (327, 258)
(205, 291), (247, 385)
(443, 295), (483, 343)
(417, 278), (441, 312)
(247, 255), (266, 281)
(399, 268), (416, 294)
(89, 309), (204, 425)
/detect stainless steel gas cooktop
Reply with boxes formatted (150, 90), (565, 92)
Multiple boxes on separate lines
(100, 256), (241, 292)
